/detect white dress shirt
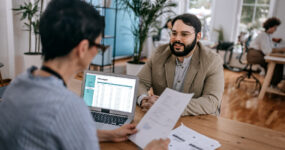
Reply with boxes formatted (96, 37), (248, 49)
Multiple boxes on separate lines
(249, 31), (273, 55)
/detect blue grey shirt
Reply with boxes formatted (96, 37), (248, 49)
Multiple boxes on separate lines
(0, 67), (100, 150)
(173, 56), (192, 91)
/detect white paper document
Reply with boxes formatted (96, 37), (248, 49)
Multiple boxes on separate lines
(129, 88), (193, 148)
(168, 124), (221, 150)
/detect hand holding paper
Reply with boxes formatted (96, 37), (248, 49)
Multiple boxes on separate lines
(129, 88), (193, 149)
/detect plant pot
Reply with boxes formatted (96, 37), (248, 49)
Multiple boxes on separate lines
(23, 52), (42, 71)
(126, 61), (145, 76)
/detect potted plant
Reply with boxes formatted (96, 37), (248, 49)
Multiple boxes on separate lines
(120, 0), (176, 75)
(13, 0), (44, 70)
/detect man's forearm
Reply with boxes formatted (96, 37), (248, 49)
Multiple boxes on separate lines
(182, 96), (220, 116)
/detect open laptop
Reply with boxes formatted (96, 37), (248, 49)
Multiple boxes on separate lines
(81, 70), (138, 130)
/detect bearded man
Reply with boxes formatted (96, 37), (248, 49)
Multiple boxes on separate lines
(137, 13), (224, 116)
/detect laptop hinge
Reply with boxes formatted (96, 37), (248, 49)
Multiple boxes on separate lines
(101, 109), (110, 113)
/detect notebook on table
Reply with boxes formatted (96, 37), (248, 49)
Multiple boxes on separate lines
(81, 70), (138, 130)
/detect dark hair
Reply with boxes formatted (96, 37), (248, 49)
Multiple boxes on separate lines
(163, 18), (172, 28)
(171, 13), (201, 34)
(40, 0), (105, 61)
(263, 17), (281, 31)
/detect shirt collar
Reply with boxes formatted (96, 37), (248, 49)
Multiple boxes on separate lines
(175, 55), (192, 66)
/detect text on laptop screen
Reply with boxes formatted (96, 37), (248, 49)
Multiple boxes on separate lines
(83, 73), (136, 113)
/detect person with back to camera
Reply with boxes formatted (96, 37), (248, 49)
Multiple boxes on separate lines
(137, 13), (224, 116)
(248, 17), (285, 88)
(0, 0), (170, 149)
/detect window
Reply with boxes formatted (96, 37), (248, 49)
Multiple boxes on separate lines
(188, 0), (212, 40)
(240, 0), (271, 32)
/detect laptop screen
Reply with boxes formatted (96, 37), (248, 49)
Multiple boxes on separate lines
(83, 72), (136, 113)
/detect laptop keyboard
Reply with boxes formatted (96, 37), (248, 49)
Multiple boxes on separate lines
(91, 112), (128, 126)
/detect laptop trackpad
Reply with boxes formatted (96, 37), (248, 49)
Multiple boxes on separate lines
(95, 122), (119, 130)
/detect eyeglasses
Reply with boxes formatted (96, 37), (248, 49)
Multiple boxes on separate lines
(171, 31), (196, 39)
(89, 41), (109, 53)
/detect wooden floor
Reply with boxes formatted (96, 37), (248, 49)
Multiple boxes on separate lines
(221, 69), (285, 133)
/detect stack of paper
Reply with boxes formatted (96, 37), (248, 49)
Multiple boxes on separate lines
(168, 124), (221, 150)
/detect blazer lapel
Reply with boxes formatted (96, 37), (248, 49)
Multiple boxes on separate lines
(183, 46), (200, 92)
(164, 55), (176, 88)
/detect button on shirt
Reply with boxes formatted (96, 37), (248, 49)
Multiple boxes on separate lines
(173, 56), (192, 91)
(0, 67), (99, 150)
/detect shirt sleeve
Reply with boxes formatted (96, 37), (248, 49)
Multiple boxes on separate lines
(137, 94), (148, 105)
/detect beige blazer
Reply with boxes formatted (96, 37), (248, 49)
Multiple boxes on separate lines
(137, 42), (224, 116)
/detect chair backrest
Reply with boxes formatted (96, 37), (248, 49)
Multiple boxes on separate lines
(246, 49), (265, 64)
(244, 34), (252, 52)
(216, 41), (234, 53)
(244, 34), (266, 64)
(238, 34), (253, 65)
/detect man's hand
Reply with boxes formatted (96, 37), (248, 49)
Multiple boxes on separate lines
(141, 95), (159, 112)
(98, 124), (137, 142)
(144, 138), (170, 150)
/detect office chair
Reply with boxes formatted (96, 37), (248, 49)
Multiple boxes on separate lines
(235, 36), (261, 91)
(215, 41), (244, 72)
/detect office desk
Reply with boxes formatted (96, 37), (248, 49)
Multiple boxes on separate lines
(69, 79), (285, 150)
(258, 55), (285, 100)
(99, 106), (285, 150)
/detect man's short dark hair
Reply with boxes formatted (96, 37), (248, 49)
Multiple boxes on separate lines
(171, 13), (201, 34)
(263, 17), (281, 31)
(40, 0), (105, 61)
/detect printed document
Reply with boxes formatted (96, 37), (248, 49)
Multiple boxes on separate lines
(129, 88), (193, 148)
(168, 124), (221, 150)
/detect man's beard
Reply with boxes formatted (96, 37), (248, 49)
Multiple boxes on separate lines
(169, 35), (197, 57)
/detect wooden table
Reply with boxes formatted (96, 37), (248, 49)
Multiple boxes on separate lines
(258, 55), (285, 100)
(69, 79), (285, 150)
(269, 53), (285, 58)
(99, 106), (285, 150)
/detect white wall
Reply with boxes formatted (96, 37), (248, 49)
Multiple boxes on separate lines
(12, 0), (30, 76)
(210, 0), (242, 42)
(0, 0), (50, 79)
(272, 0), (285, 43)
(0, 0), (9, 79)
(0, 0), (15, 79)
(0, 0), (33, 79)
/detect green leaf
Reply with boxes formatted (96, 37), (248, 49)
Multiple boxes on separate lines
(13, 0), (42, 53)
(119, 0), (176, 63)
